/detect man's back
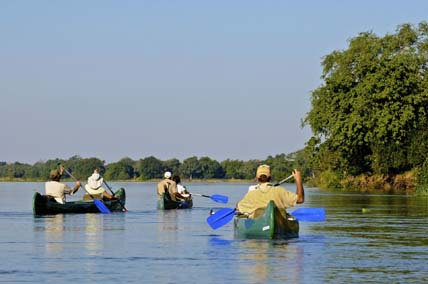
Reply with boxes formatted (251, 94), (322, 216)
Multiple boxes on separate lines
(45, 181), (71, 204)
(157, 179), (177, 199)
(237, 183), (298, 218)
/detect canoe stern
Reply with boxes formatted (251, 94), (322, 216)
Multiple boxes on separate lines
(234, 201), (299, 239)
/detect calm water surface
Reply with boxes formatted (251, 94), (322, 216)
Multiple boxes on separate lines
(0, 182), (427, 283)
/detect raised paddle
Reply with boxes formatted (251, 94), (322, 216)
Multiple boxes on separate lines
(102, 179), (128, 212)
(273, 174), (294, 186)
(191, 193), (228, 204)
(59, 164), (111, 214)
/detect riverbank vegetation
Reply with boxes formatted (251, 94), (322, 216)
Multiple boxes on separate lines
(0, 153), (308, 184)
(303, 21), (428, 194)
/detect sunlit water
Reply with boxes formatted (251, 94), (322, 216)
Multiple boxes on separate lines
(0, 182), (427, 283)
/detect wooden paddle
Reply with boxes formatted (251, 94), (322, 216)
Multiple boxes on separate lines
(59, 164), (111, 214)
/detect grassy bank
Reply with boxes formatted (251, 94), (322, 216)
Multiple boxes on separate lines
(309, 169), (428, 195)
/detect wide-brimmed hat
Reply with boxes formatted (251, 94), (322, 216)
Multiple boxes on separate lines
(84, 184), (105, 195)
(256, 164), (271, 178)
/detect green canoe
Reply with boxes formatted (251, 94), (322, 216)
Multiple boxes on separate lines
(33, 188), (126, 215)
(157, 193), (193, 210)
(234, 200), (299, 239)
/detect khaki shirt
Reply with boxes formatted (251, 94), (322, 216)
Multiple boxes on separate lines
(45, 181), (75, 204)
(237, 182), (298, 218)
(157, 179), (178, 200)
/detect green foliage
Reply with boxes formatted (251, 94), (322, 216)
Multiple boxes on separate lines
(220, 159), (258, 179)
(0, 152), (311, 182)
(415, 158), (428, 194)
(163, 158), (181, 176)
(264, 154), (294, 180)
(138, 156), (163, 179)
(316, 169), (342, 190)
(304, 21), (428, 178)
(63, 157), (105, 180)
(104, 157), (134, 180)
(179, 156), (199, 179)
(198, 157), (225, 179)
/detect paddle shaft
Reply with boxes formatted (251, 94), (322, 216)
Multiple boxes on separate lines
(61, 167), (98, 200)
(273, 174), (294, 186)
(103, 179), (128, 212)
(191, 193), (228, 203)
(192, 193), (210, 198)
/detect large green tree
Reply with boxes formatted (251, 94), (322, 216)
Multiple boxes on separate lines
(304, 22), (428, 177)
(138, 156), (163, 179)
(180, 156), (202, 179)
(198, 156), (225, 179)
(104, 157), (135, 180)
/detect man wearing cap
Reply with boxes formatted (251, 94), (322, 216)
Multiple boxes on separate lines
(237, 165), (304, 218)
(45, 165), (81, 204)
(157, 171), (179, 201)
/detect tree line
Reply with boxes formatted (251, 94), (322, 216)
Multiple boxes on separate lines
(0, 152), (309, 182)
(303, 21), (428, 193)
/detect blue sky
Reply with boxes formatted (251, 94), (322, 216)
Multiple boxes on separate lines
(1, 1), (427, 164)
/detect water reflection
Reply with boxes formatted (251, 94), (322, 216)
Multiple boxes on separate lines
(157, 210), (179, 242)
(41, 215), (66, 254)
(208, 236), (233, 246)
(83, 214), (103, 256)
(236, 240), (303, 283)
(33, 213), (123, 257)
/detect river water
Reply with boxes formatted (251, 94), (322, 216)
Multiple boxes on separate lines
(0, 181), (427, 283)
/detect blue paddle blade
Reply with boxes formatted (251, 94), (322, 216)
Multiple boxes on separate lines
(291, 208), (325, 221)
(210, 194), (228, 204)
(93, 199), (111, 214)
(207, 208), (235, 229)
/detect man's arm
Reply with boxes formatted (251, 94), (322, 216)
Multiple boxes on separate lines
(293, 169), (304, 204)
(72, 181), (81, 195)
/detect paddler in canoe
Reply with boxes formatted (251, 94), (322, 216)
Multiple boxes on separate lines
(172, 175), (191, 199)
(233, 165), (304, 239)
(45, 165), (82, 204)
(157, 171), (192, 209)
(236, 165), (305, 219)
(34, 165), (126, 215)
(82, 168), (118, 201)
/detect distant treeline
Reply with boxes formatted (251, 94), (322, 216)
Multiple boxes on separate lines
(0, 152), (310, 182)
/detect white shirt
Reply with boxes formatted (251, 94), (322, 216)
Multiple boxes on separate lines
(45, 181), (74, 204)
(87, 173), (103, 189)
(177, 184), (186, 194)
